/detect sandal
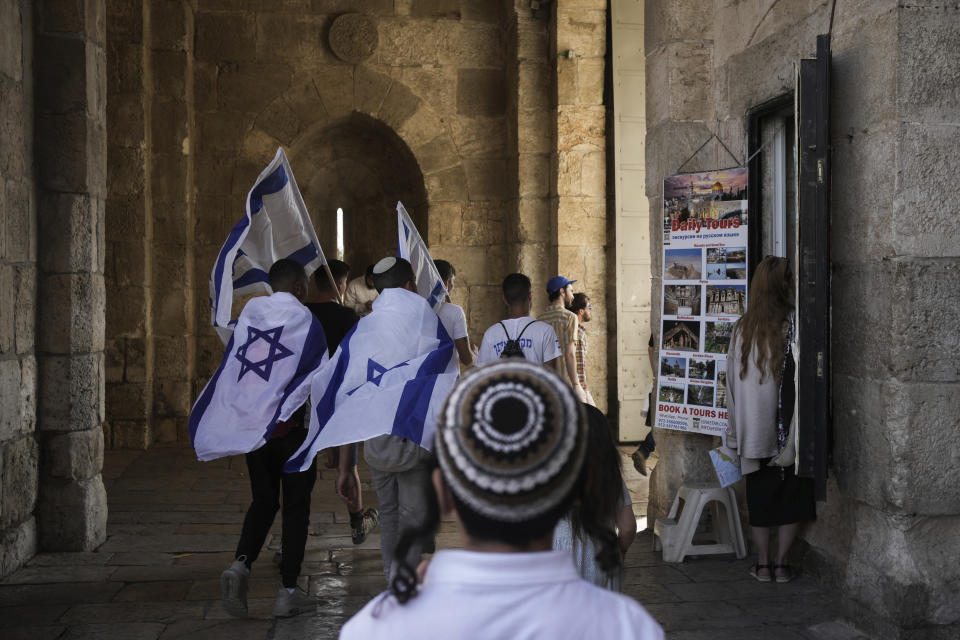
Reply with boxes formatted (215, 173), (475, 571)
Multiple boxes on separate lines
(774, 564), (795, 583)
(749, 563), (772, 582)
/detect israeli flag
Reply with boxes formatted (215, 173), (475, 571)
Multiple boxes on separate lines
(210, 148), (326, 343)
(284, 287), (458, 473)
(190, 292), (328, 461)
(397, 202), (447, 312)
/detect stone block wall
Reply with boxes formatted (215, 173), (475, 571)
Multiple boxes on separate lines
(100, 0), (619, 450)
(105, 0), (152, 449)
(192, 0), (511, 389)
(642, 0), (960, 636)
(102, 0), (542, 432)
(552, 0), (609, 411)
(0, 0), (38, 578)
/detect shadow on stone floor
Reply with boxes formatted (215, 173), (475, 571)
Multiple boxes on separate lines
(0, 443), (871, 639)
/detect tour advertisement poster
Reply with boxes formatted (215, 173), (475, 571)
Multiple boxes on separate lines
(655, 167), (748, 436)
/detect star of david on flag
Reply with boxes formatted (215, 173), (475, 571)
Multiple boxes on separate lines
(366, 359), (397, 386)
(189, 292), (328, 462)
(209, 147), (327, 344)
(285, 287), (459, 473)
(235, 326), (294, 382)
(346, 359), (409, 395)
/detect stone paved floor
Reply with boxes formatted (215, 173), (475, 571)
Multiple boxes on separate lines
(1, 443), (872, 639)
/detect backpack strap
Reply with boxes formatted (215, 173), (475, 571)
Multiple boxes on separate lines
(515, 321), (537, 340)
(497, 321), (514, 341)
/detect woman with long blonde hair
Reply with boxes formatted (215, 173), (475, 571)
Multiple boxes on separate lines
(725, 256), (815, 583)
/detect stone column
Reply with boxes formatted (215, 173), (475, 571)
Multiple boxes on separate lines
(505, 1), (553, 312)
(643, 1), (717, 523)
(148, 1), (196, 443)
(34, 0), (109, 550)
(611, 0), (655, 442)
(104, 0), (153, 449)
(0, 0), (39, 577)
(552, 0), (609, 410)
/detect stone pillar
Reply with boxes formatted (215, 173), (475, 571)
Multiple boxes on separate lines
(505, 1), (553, 312)
(105, 0), (197, 447)
(552, 0), (609, 411)
(643, 1), (717, 523)
(611, 0), (654, 442)
(148, 0), (195, 443)
(34, 0), (109, 550)
(104, 0), (153, 448)
(0, 0), (39, 577)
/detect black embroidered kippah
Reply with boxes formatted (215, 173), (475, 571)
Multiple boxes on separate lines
(436, 361), (587, 523)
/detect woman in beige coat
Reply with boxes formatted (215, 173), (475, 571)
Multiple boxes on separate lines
(725, 256), (814, 583)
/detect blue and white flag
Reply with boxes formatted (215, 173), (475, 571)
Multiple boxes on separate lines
(284, 287), (458, 473)
(397, 202), (447, 313)
(210, 148), (325, 343)
(190, 292), (328, 461)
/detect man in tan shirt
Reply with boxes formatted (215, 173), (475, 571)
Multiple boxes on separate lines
(538, 276), (586, 401)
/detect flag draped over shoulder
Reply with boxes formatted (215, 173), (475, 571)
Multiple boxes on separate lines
(190, 292), (328, 461)
(397, 202), (447, 313)
(284, 288), (458, 473)
(210, 148), (325, 343)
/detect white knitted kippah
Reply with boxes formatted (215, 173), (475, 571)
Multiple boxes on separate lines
(435, 360), (587, 523)
(372, 256), (396, 274)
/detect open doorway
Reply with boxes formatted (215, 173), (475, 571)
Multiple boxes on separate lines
(290, 112), (429, 278)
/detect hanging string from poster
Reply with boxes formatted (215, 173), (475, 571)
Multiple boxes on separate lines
(675, 121), (786, 175)
(743, 122), (786, 166)
(675, 132), (743, 175)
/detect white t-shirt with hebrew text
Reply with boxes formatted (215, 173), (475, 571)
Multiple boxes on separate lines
(475, 317), (561, 366)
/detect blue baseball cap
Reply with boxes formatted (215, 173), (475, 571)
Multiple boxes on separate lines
(546, 275), (577, 294)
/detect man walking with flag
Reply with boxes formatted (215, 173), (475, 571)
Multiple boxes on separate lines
(285, 256), (459, 581)
(305, 259), (380, 545)
(361, 257), (446, 580)
(190, 259), (327, 619)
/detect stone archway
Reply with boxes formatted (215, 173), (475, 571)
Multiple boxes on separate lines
(288, 112), (429, 273)
(238, 69), (467, 266)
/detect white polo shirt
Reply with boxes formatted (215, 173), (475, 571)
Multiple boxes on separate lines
(475, 317), (562, 366)
(340, 550), (664, 640)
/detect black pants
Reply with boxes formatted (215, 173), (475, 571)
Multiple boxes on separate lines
(236, 428), (317, 588)
(638, 389), (656, 456)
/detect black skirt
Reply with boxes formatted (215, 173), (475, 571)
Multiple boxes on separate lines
(745, 459), (816, 527)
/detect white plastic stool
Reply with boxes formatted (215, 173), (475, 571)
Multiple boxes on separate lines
(653, 482), (747, 563)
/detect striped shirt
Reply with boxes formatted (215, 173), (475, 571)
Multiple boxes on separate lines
(538, 303), (578, 383)
(573, 323), (588, 392)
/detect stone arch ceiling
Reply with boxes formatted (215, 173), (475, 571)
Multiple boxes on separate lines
(238, 68), (464, 268)
(291, 112), (429, 272)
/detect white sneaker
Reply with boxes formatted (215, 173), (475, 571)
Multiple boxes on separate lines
(220, 559), (250, 618)
(273, 586), (316, 618)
